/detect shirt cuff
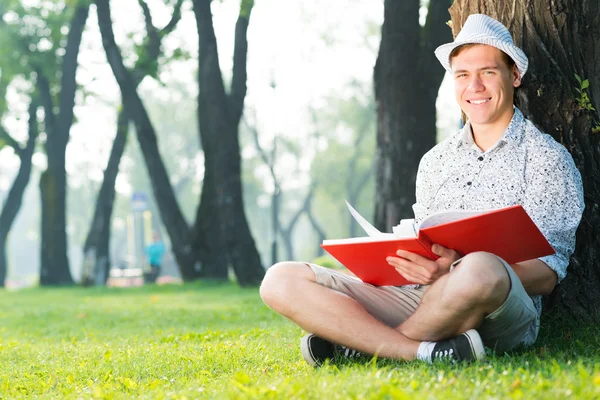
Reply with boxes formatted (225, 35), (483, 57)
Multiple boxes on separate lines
(538, 254), (568, 283)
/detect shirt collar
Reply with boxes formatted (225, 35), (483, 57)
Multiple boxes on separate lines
(456, 107), (526, 150)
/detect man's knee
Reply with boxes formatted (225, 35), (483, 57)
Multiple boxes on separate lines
(447, 252), (510, 304)
(259, 261), (314, 310)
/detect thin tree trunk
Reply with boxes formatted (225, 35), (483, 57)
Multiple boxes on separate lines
(448, 0), (600, 320)
(38, 3), (89, 285)
(81, 107), (129, 286)
(306, 204), (326, 258)
(278, 189), (314, 261)
(81, 0), (183, 286)
(191, 0), (264, 286)
(374, 0), (452, 231)
(95, 0), (197, 279)
(0, 101), (38, 287)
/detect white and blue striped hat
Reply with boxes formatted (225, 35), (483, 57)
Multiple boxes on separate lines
(434, 14), (528, 78)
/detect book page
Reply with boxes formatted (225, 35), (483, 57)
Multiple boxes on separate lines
(418, 209), (498, 230)
(392, 219), (417, 238)
(345, 200), (387, 238)
(322, 233), (398, 246)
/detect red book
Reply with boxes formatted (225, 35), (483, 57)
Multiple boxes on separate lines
(320, 204), (555, 286)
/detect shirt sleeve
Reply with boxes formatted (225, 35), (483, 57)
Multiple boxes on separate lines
(523, 148), (584, 282)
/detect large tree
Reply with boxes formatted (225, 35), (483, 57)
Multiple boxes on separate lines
(1, 0), (89, 285)
(374, 0), (453, 230)
(37, 1), (90, 285)
(95, 0), (197, 280)
(190, 0), (264, 285)
(448, 1), (600, 319)
(81, 0), (184, 286)
(96, 0), (263, 286)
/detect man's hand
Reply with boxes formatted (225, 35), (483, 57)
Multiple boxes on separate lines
(386, 244), (461, 285)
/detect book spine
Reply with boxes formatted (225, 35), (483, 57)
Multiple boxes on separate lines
(417, 233), (439, 260)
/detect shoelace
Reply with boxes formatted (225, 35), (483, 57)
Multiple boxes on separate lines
(433, 348), (455, 359)
(337, 345), (361, 358)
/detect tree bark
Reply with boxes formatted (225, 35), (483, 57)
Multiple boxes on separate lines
(0, 101), (38, 287)
(374, 0), (453, 231)
(39, 3), (89, 285)
(449, 0), (600, 320)
(95, 0), (197, 279)
(81, 0), (184, 286)
(80, 107), (128, 286)
(191, 0), (264, 286)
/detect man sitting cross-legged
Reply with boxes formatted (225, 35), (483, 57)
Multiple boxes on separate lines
(260, 14), (584, 365)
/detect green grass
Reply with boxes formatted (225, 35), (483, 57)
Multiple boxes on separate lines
(1, 282), (599, 399)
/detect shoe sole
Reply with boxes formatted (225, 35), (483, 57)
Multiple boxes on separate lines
(463, 329), (486, 361)
(300, 334), (319, 367)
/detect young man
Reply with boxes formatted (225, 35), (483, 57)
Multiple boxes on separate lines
(260, 14), (584, 365)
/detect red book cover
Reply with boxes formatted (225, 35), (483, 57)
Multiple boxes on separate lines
(320, 205), (554, 286)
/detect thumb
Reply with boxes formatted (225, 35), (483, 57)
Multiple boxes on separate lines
(431, 244), (449, 257)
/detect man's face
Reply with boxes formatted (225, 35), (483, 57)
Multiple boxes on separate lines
(451, 45), (521, 129)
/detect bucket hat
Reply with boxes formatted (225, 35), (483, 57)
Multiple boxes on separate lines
(434, 14), (528, 78)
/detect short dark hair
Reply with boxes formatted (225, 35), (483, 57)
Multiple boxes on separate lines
(449, 43), (516, 71)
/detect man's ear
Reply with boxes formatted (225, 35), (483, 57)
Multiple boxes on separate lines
(512, 65), (522, 88)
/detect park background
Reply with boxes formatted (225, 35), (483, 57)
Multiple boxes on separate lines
(1, 0), (463, 288)
(0, 0), (600, 398)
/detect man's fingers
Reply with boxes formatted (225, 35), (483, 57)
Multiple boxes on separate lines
(387, 256), (431, 283)
(396, 250), (439, 275)
(432, 244), (460, 260)
(392, 265), (427, 285)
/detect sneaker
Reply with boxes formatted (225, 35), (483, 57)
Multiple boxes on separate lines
(431, 329), (486, 362)
(300, 334), (362, 366)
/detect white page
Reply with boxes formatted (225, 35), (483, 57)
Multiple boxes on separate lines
(322, 233), (398, 246)
(392, 218), (417, 238)
(344, 200), (387, 238)
(418, 208), (496, 230)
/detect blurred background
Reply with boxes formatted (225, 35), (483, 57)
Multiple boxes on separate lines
(0, 0), (460, 288)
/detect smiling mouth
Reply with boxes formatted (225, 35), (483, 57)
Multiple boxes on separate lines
(467, 98), (492, 105)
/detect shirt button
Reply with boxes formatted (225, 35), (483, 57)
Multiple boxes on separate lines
(467, 181), (472, 186)
(478, 156), (484, 161)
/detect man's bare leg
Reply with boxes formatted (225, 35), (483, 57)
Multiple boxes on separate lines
(397, 252), (511, 341)
(260, 262), (420, 360)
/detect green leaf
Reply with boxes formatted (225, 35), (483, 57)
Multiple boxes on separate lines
(581, 80), (590, 89)
(574, 73), (582, 84)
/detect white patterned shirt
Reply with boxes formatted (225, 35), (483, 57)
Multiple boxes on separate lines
(413, 107), (584, 317)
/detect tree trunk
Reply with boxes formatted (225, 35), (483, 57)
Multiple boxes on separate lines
(449, 0), (600, 320)
(0, 101), (38, 287)
(38, 3), (89, 285)
(95, 0), (197, 279)
(81, 107), (129, 286)
(191, 0), (264, 286)
(374, 0), (453, 231)
(306, 206), (326, 258)
(81, 0), (184, 286)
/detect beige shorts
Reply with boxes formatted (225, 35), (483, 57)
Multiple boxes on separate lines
(308, 256), (539, 353)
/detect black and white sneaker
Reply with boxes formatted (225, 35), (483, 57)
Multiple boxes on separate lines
(431, 329), (486, 362)
(300, 334), (362, 367)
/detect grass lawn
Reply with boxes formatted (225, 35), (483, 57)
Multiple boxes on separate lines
(1, 281), (599, 399)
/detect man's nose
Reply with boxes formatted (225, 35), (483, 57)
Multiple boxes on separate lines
(467, 75), (485, 91)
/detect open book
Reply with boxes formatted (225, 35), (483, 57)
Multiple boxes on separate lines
(320, 202), (555, 286)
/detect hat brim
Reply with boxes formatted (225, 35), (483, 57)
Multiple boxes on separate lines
(434, 38), (528, 78)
